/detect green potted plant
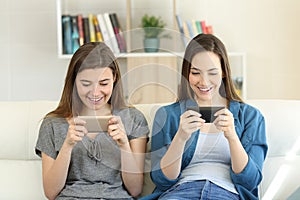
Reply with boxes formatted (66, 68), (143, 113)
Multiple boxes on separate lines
(141, 14), (169, 52)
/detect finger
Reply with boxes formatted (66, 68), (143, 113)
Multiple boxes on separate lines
(112, 134), (128, 145)
(75, 131), (85, 137)
(187, 115), (205, 124)
(75, 125), (88, 133)
(108, 129), (119, 137)
(185, 110), (201, 118)
(108, 124), (119, 132)
(108, 116), (121, 124)
(73, 118), (87, 125)
(215, 108), (233, 117)
(219, 115), (227, 121)
(214, 108), (231, 117)
(69, 132), (83, 144)
(215, 120), (231, 127)
(217, 120), (227, 126)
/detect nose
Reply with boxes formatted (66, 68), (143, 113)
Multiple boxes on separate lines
(91, 85), (102, 97)
(198, 74), (209, 85)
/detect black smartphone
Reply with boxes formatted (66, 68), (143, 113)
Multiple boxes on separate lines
(187, 106), (225, 123)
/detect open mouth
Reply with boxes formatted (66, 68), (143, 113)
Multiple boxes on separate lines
(198, 86), (213, 93)
(87, 96), (104, 103)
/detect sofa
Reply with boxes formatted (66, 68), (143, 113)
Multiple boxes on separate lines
(0, 100), (299, 200)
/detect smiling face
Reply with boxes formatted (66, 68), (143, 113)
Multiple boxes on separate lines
(189, 51), (225, 105)
(75, 67), (114, 115)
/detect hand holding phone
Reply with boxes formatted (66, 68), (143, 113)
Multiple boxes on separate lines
(78, 116), (112, 132)
(187, 106), (225, 123)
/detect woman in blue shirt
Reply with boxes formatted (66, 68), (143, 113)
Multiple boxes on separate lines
(145, 34), (268, 200)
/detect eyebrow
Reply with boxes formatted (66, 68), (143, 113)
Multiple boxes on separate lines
(99, 78), (111, 82)
(80, 78), (111, 82)
(190, 67), (219, 71)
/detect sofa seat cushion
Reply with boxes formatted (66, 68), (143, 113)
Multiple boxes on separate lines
(0, 160), (46, 199)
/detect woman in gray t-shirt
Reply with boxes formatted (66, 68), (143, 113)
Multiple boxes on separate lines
(35, 42), (149, 200)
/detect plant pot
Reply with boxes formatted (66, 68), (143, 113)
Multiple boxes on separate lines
(143, 38), (160, 52)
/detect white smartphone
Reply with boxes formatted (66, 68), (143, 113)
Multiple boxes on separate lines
(78, 116), (112, 132)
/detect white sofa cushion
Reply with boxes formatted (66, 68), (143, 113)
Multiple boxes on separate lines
(0, 100), (299, 199)
(0, 160), (46, 199)
(248, 100), (300, 199)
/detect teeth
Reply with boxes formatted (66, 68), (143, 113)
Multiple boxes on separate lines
(89, 97), (101, 101)
(199, 87), (211, 92)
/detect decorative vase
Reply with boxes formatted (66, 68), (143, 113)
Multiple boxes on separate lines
(143, 38), (160, 52)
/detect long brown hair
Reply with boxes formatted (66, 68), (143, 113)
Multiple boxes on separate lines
(178, 34), (243, 103)
(47, 42), (126, 118)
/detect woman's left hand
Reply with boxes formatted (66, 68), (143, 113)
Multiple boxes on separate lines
(213, 108), (237, 140)
(107, 116), (129, 147)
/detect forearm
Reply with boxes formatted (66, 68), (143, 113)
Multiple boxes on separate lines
(120, 142), (145, 197)
(228, 135), (248, 174)
(42, 142), (73, 199)
(160, 133), (186, 180)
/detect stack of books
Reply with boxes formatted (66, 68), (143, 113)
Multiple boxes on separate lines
(175, 14), (213, 47)
(62, 12), (126, 55)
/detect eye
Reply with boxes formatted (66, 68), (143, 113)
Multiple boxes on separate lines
(81, 82), (91, 87)
(99, 81), (110, 86)
(209, 72), (218, 76)
(190, 71), (200, 75)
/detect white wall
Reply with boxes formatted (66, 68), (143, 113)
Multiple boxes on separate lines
(178, 0), (300, 100)
(0, 0), (69, 101)
(0, 0), (299, 101)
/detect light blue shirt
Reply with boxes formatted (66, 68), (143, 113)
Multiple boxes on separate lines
(143, 99), (268, 200)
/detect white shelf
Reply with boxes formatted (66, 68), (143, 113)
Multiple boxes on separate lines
(58, 52), (181, 59)
(56, 0), (246, 101)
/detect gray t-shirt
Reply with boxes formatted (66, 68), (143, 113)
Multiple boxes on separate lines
(35, 107), (149, 200)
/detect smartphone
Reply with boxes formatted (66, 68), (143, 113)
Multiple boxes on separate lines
(187, 106), (225, 123)
(78, 116), (112, 132)
(199, 107), (225, 123)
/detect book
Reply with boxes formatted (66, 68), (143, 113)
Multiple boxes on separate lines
(186, 20), (194, 38)
(109, 13), (126, 53)
(92, 15), (103, 42)
(206, 25), (213, 34)
(77, 15), (85, 46)
(182, 21), (190, 40)
(83, 17), (90, 43)
(103, 12), (120, 54)
(71, 16), (80, 53)
(62, 15), (72, 54)
(200, 20), (207, 34)
(112, 13), (127, 53)
(192, 20), (199, 35)
(88, 14), (96, 42)
(195, 21), (203, 34)
(175, 15), (188, 47)
(97, 14), (113, 50)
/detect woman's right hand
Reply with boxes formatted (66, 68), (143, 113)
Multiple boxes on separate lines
(177, 110), (205, 141)
(66, 118), (88, 146)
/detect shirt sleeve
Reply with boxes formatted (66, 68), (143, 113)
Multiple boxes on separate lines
(150, 106), (179, 191)
(230, 105), (268, 191)
(35, 117), (58, 159)
(125, 108), (149, 140)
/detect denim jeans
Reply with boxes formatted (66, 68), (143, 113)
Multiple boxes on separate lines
(158, 180), (240, 200)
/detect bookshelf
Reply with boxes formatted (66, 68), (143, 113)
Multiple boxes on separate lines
(229, 52), (247, 99)
(56, 0), (247, 103)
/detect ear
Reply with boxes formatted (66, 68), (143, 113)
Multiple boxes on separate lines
(222, 71), (226, 78)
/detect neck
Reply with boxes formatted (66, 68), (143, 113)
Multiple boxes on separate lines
(195, 96), (227, 107)
(80, 104), (112, 116)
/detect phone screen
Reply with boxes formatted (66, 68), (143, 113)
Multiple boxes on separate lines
(78, 116), (111, 132)
(199, 107), (225, 123)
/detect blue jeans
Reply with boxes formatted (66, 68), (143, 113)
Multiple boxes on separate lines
(158, 180), (240, 200)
